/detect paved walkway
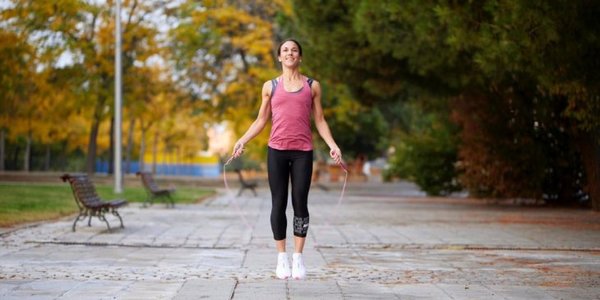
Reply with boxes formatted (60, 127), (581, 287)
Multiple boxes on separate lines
(1, 180), (599, 299)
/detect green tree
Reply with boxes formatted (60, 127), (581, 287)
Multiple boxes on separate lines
(319, 82), (388, 159)
(292, 0), (600, 209)
(385, 100), (461, 196)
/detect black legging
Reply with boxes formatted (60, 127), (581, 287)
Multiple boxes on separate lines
(267, 147), (313, 240)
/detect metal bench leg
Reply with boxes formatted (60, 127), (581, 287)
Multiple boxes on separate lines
(167, 194), (175, 208)
(72, 213), (84, 232)
(112, 209), (124, 229)
(98, 213), (112, 232)
(143, 195), (151, 208)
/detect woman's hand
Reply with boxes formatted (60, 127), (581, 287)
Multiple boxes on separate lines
(232, 141), (245, 158)
(329, 147), (342, 165)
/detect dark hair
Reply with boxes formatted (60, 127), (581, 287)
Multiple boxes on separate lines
(277, 39), (302, 56)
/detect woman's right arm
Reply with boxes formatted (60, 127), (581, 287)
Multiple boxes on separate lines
(232, 81), (272, 158)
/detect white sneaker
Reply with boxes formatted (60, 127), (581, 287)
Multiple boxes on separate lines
(292, 253), (306, 279)
(276, 252), (291, 279)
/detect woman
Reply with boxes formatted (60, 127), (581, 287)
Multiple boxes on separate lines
(231, 39), (342, 280)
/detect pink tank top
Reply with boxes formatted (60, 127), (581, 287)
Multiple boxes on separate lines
(268, 77), (313, 151)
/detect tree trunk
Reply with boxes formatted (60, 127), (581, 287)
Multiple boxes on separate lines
(108, 116), (114, 174)
(163, 141), (168, 175)
(152, 130), (158, 174)
(0, 128), (5, 171)
(24, 133), (31, 172)
(175, 147), (180, 176)
(44, 144), (51, 171)
(86, 116), (101, 175)
(12, 145), (20, 169)
(578, 130), (600, 211)
(86, 94), (107, 175)
(125, 118), (136, 174)
(139, 124), (146, 172)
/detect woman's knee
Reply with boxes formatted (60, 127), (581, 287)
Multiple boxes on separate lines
(293, 215), (309, 237)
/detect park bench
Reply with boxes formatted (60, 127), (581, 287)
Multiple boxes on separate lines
(60, 173), (127, 232)
(235, 169), (258, 197)
(136, 171), (175, 207)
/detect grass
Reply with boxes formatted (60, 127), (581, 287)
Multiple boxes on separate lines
(0, 182), (215, 227)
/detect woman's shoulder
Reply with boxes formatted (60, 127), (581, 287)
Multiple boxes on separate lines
(262, 78), (278, 90)
(262, 77), (280, 99)
(302, 74), (315, 81)
(263, 77), (278, 85)
(305, 77), (320, 91)
(302, 75), (319, 87)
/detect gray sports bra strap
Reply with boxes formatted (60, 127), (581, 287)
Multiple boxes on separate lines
(271, 79), (278, 91)
(270, 77), (313, 100)
(270, 78), (278, 100)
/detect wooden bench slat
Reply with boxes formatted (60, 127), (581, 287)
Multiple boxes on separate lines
(136, 172), (175, 207)
(235, 169), (258, 197)
(61, 173), (128, 232)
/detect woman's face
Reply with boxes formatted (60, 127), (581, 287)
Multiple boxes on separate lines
(278, 41), (301, 68)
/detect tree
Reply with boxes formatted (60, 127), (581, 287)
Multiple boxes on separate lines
(385, 100), (461, 196)
(0, 29), (34, 171)
(292, 0), (600, 208)
(2, 0), (176, 174)
(319, 82), (388, 159)
(168, 0), (287, 161)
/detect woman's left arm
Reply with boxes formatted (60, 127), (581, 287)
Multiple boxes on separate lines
(312, 80), (342, 163)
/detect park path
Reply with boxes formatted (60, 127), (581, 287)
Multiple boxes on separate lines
(1, 180), (599, 299)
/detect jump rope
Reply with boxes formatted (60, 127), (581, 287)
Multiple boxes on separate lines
(222, 152), (349, 230)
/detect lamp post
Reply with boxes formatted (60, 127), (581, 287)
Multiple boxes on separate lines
(114, 0), (123, 193)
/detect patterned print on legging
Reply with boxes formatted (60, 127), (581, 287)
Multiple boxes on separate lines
(293, 216), (310, 236)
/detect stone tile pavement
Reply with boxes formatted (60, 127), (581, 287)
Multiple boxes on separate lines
(1, 180), (599, 299)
